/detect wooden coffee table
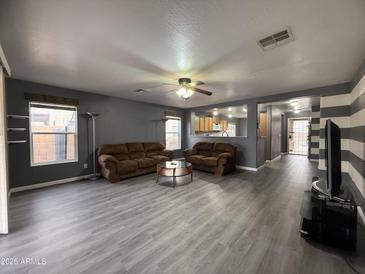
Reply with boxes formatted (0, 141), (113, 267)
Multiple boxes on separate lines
(156, 160), (193, 188)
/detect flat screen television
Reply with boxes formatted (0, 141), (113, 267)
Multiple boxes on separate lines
(325, 119), (342, 196)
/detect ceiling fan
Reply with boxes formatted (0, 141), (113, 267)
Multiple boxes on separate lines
(136, 78), (213, 100)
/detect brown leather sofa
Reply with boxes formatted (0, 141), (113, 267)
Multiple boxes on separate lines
(184, 142), (236, 176)
(98, 142), (173, 182)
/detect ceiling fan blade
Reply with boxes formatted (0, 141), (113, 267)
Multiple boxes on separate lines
(191, 87), (212, 96)
(139, 83), (178, 91)
(134, 88), (150, 93)
(190, 80), (205, 87)
(167, 88), (178, 94)
(161, 83), (179, 87)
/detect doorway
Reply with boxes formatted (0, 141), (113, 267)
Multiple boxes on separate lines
(288, 118), (310, 155)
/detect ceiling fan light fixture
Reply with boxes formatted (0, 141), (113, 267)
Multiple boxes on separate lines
(176, 85), (194, 99)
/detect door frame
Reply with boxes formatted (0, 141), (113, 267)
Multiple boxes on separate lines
(0, 66), (8, 234)
(0, 45), (11, 234)
(287, 117), (310, 156)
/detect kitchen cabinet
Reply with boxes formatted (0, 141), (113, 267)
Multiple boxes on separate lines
(199, 116), (205, 132)
(194, 116), (200, 132)
(220, 119), (228, 132)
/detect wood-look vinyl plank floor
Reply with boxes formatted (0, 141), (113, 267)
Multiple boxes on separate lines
(0, 155), (364, 274)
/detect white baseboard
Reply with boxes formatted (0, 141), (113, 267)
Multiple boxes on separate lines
(236, 164), (265, 172)
(236, 165), (257, 171)
(265, 154), (281, 164)
(9, 173), (99, 195)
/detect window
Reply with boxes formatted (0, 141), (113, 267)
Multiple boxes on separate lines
(30, 102), (77, 166)
(165, 116), (181, 150)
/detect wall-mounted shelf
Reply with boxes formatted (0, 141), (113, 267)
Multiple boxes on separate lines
(7, 128), (27, 132)
(8, 140), (27, 144)
(7, 114), (29, 119)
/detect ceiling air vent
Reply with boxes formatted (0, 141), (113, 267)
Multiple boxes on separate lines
(258, 28), (294, 51)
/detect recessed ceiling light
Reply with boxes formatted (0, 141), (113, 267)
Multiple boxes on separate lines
(294, 110), (301, 113)
(294, 106), (301, 110)
(213, 111), (218, 116)
(290, 101), (298, 106)
(228, 107), (232, 111)
(228, 114), (232, 118)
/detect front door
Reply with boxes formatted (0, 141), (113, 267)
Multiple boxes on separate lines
(288, 118), (310, 155)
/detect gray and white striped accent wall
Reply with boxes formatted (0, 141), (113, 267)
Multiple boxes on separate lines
(349, 73), (365, 198)
(319, 93), (351, 173)
(309, 105), (320, 161)
(318, 71), (365, 201)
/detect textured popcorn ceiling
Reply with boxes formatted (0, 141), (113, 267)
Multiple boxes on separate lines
(0, 0), (365, 108)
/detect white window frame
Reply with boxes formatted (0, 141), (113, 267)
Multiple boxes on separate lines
(165, 116), (181, 150)
(29, 102), (78, 166)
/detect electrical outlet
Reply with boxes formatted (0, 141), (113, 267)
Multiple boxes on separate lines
(83, 163), (88, 169)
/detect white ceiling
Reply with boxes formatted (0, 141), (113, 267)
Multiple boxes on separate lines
(1, 0), (364, 108)
(259, 96), (320, 113)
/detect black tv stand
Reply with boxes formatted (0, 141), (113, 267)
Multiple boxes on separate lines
(300, 177), (358, 250)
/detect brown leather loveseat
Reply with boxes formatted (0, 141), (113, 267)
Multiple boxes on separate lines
(184, 142), (236, 176)
(98, 142), (173, 182)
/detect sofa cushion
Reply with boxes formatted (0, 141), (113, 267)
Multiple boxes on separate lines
(129, 152), (146, 159)
(127, 143), (145, 153)
(202, 157), (218, 166)
(187, 155), (205, 165)
(150, 155), (169, 163)
(193, 142), (214, 151)
(135, 158), (156, 168)
(213, 143), (235, 154)
(114, 153), (129, 161)
(98, 144), (128, 156)
(193, 142), (213, 157)
(144, 143), (164, 152)
(117, 160), (138, 174)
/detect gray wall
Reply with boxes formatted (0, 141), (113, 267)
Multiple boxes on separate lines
(239, 118), (247, 137)
(6, 78), (354, 185)
(185, 100), (258, 168)
(6, 78), (184, 188)
(185, 82), (351, 169)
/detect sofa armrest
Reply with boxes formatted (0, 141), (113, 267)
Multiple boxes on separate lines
(184, 149), (197, 158)
(98, 154), (118, 164)
(217, 152), (232, 160)
(217, 152), (233, 166)
(98, 154), (119, 183)
(160, 149), (173, 159)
